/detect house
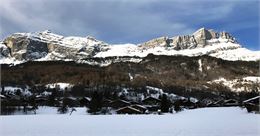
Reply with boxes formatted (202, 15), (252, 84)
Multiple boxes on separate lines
(35, 97), (48, 106)
(0, 94), (6, 101)
(103, 99), (113, 107)
(199, 98), (214, 107)
(183, 100), (196, 109)
(63, 97), (80, 107)
(243, 96), (260, 113)
(207, 99), (224, 107)
(223, 99), (239, 107)
(131, 104), (148, 113)
(142, 97), (161, 106)
(146, 105), (160, 112)
(109, 99), (131, 109)
(116, 106), (142, 114)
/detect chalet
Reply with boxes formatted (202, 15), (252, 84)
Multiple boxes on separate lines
(130, 101), (140, 105)
(116, 106), (142, 114)
(63, 97), (80, 107)
(207, 99), (224, 107)
(79, 97), (91, 107)
(223, 99), (239, 107)
(35, 97), (48, 106)
(243, 96), (260, 113)
(103, 99), (113, 107)
(146, 105), (160, 112)
(4, 96), (24, 106)
(131, 104), (148, 113)
(0, 94), (6, 101)
(109, 99), (131, 109)
(182, 98), (199, 109)
(142, 97), (161, 106)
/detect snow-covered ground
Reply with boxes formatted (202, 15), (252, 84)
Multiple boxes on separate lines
(1, 107), (259, 136)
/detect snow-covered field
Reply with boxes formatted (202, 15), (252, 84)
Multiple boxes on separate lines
(0, 107), (259, 136)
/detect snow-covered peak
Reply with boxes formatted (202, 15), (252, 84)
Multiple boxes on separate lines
(10, 30), (107, 49)
(1, 28), (259, 65)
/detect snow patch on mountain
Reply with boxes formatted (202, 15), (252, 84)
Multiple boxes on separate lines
(208, 76), (260, 92)
(198, 59), (203, 72)
(94, 40), (259, 62)
(45, 83), (74, 90)
(1, 86), (32, 96)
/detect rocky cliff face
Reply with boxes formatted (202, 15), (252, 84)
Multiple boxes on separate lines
(3, 33), (48, 60)
(1, 30), (109, 61)
(139, 28), (237, 50)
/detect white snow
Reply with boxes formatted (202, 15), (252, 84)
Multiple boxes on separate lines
(94, 43), (139, 57)
(146, 86), (164, 94)
(1, 86), (32, 96)
(210, 47), (260, 61)
(128, 73), (134, 81)
(45, 83), (74, 90)
(95, 40), (260, 61)
(208, 77), (260, 92)
(0, 57), (24, 65)
(198, 59), (203, 72)
(0, 107), (259, 136)
(243, 76), (260, 83)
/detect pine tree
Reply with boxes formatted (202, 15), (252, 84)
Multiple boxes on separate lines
(88, 91), (103, 114)
(174, 100), (182, 113)
(160, 94), (170, 113)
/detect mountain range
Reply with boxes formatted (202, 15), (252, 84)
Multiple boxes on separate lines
(1, 28), (259, 95)
(1, 28), (260, 65)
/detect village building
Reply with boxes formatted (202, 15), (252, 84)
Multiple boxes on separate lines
(243, 96), (260, 113)
(223, 99), (239, 107)
(109, 99), (131, 109)
(63, 97), (80, 107)
(131, 104), (148, 114)
(116, 106), (142, 114)
(102, 99), (113, 107)
(79, 97), (91, 107)
(207, 99), (224, 107)
(142, 97), (161, 106)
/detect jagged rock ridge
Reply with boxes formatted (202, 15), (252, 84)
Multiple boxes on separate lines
(139, 28), (236, 50)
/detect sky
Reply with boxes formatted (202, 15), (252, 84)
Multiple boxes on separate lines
(0, 0), (259, 50)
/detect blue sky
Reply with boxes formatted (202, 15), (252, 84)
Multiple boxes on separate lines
(0, 0), (259, 50)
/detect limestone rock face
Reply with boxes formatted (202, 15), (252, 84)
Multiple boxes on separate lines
(139, 28), (236, 50)
(1, 31), (108, 61)
(0, 43), (11, 58)
(140, 36), (168, 49)
(3, 34), (48, 60)
(220, 31), (235, 41)
(171, 35), (197, 50)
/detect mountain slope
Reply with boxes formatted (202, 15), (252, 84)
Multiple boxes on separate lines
(1, 55), (259, 93)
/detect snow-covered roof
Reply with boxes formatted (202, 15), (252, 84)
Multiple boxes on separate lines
(0, 94), (6, 98)
(243, 96), (260, 103)
(116, 106), (142, 113)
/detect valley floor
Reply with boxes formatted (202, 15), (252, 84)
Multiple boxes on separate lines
(0, 107), (259, 136)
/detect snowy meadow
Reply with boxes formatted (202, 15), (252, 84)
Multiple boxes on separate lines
(1, 107), (259, 136)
